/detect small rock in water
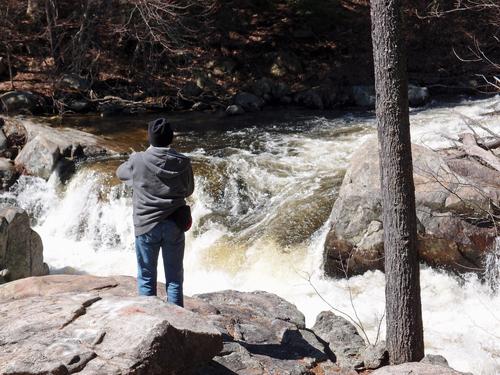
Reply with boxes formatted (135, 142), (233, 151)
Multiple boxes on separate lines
(226, 104), (245, 115)
(192, 101), (211, 111)
(408, 84), (430, 107)
(233, 92), (264, 112)
(0, 157), (18, 190)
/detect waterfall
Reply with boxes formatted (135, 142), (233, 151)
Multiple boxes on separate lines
(2, 96), (500, 374)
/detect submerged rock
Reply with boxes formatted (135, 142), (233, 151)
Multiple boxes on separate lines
(0, 207), (48, 283)
(323, 137), (499, 277)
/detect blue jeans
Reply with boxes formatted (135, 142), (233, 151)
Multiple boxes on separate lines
(135, 219), (185, 307)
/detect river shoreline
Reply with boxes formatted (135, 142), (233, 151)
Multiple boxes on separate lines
(0, 96), (499, 373)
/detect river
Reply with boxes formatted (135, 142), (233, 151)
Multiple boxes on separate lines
(2, 96), (500, 374)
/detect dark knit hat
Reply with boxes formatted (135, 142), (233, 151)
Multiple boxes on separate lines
(148, 118), (173, 147)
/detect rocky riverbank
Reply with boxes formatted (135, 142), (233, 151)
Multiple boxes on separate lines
(0, 274), (470, 374)
(0, 77), (432, 117)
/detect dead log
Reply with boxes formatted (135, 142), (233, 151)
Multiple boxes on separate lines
(458, 133), (500, 172)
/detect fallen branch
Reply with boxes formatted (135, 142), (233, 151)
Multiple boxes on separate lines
(459, 133), (500, 172)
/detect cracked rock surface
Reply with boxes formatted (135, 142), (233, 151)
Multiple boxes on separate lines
(0, 277), (222, 375)
(324, 137), (500, 277)
(0, 275), (368, 374)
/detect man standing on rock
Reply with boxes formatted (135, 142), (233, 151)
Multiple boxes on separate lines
(116, 118), (194, 307)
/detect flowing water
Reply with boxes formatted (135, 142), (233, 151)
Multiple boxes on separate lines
(3, 97), (500, 374)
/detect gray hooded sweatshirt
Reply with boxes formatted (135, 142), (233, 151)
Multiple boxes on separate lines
(116, 147), (194, 236)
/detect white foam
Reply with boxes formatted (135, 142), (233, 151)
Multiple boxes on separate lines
(3, 96), (500, 374)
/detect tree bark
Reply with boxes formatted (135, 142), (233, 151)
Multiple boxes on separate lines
(370, 0), (424, 364)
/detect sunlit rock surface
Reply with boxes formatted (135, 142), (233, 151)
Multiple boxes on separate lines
(0, 275), (222, 375)
(324, 137), (499, 277)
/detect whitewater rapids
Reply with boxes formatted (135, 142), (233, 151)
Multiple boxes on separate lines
(2, 96), (500, 374)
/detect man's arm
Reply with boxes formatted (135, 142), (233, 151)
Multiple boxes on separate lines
(116, 154), (135, 186)
(185, 163), (195, 197)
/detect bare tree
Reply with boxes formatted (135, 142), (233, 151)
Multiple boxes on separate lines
(416, 0), (500, 91)
(371, 0), (425, 364)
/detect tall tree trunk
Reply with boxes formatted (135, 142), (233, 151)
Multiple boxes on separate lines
(370, 0), (424, 364)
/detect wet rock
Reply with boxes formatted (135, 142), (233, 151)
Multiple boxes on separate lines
(312, 311), (365, 369)
(372, 362), (468, 375)
(0, 292), (223, 374)
(361, 342), (389, 369)
(233, 92), (265, 112)
(348, 85), (430, 108)
(65, 98), (94, 113)
(0, 157), (19, 190)
(0, 90), (47, 114)
(294, 89), (324, 109)
(226, 104), (245, 115)
(409, 84), (430, 107)
(15, 133), (61, 179)
(0, 129), (7, 151)
(6, 117), (115, 179)
(192, 101), (211, 111)
(323, 137), (499, 277)
(57, 73), (91, 93)
(421, 354), (449, 367)
(0, 207), (48, 283)
(350, 85), (375, 107)
(194, 290), (337, 374)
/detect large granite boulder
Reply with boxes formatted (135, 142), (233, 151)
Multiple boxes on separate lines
(0, 207), (48, 283)
(0, 275), (363, 374)
(324, 137), (499, 277)
(0, 292), (223, 374)
(1, 116), (116, 179)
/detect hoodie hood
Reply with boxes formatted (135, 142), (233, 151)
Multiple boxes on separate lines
(141, 147), (190, 180)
